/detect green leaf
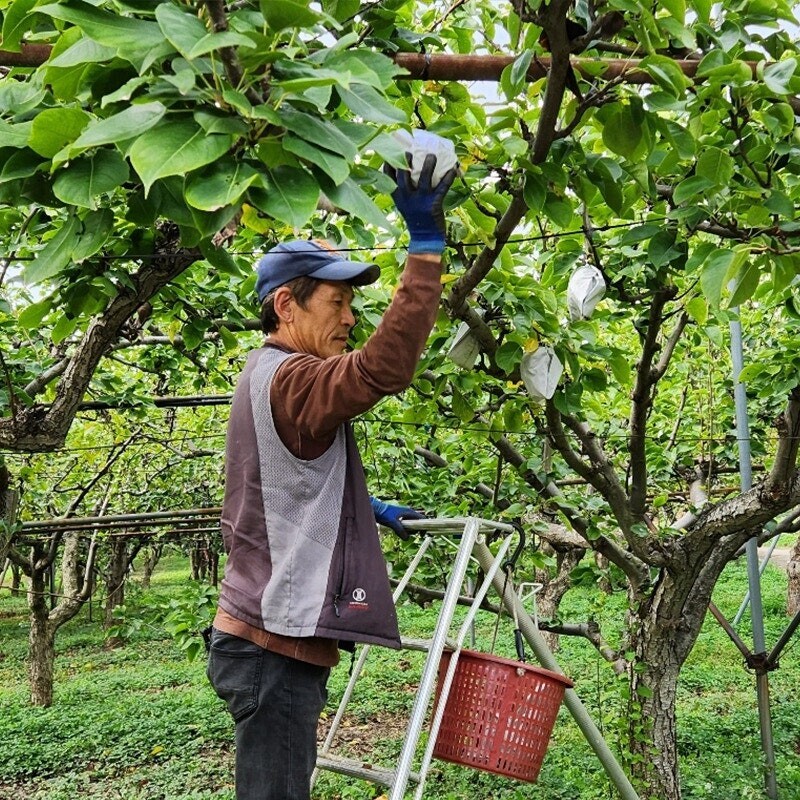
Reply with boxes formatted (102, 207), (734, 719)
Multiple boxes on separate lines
(155, 4), (255, 60)
(320, 0), (359, 22)
(601, 105), (643, 159)
(495, 341), (522, 373)
(154, 3), (205, 57)
(451, 386), (473, 423)
(685, 296), (708, 325)
(763, 59), (797, 95)
(727, 259), (760, 309)
(764, 190), (794, 218)
(0, 149), (43, 184)
(218, 326), (239, 352)
(53, 150), (129, 209)
(696, 147), (734, 186)
(200, 240), (244, 277)
(543, 194), (573, 228)
(660, 0), (686, 20)
(0, 120), (32, 148)
(336, 84), (406, 124)
(318, 175), (397, 233)
(501, 49), (533, 99)
(691, 0), (711, 23)
(250, 166), (320, 229)
(128, 119), (234, 194)
(39, 1), (167, 65)
(185, 160), (260, 211)
(51, 314), (78, 345)
(18, 298), (52, 330)
(641, 54), (691, 97)
(607, 352), (631, 385)
(648, 230), (681, 267)
(49, 37), (117, 67)
(699, 249), (736, 308)
(502, 402), (525, 433)
(673, 174), (714, 204)
(2, 0), (40, 52)
(523, 171), (546, 212)
(69, 102), (166, 155)
(279, 107), (357, 161)
(283, 135), (350, 185)
(26, 215), (80, 284)
(261, 0), (324, 30)
(72, 208), (114, 262)
(29, 108), (91, 158)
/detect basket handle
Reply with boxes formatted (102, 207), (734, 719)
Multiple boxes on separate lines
(514, 628), (526, 663)
(500, 520), (526, 572)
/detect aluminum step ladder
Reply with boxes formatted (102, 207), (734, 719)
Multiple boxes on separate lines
(312, 516), (521, 799)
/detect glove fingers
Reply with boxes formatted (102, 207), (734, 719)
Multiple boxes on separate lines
(417, 153), (437, 193)
(434, 166), (458, 197)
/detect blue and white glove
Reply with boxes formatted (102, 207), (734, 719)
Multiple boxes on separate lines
(384, 153), (457, 255)
(370, 497), (425, 539)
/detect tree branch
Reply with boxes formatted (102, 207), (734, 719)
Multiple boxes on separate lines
(0, 232), (200, 452)
(493, 433), (650, 589)
(203, 0), (262, 105)
(765, 387), (800, 494)
(546, 402), (637, 536)
(628, 288), (673, 516)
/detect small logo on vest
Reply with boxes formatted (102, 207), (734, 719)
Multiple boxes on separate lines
(349, 587), (368, 610)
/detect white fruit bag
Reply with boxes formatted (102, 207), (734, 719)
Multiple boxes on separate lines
(567, 263), (606, 321)
(521, 347), (563, 401)
(448, 320), (481, 369)
(390, 129), (458, 188)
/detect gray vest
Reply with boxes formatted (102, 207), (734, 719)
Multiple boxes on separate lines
(250, 348), (347, 637)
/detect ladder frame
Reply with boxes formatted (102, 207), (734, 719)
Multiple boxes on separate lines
(313, 516), (641, 800)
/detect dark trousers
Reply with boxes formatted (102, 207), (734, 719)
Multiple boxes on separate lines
(207, 629), (330, 800)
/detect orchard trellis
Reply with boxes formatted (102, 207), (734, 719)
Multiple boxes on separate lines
(2, 2), (800, 799)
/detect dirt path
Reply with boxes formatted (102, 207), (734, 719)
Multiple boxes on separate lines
(757, 547), (793, 570)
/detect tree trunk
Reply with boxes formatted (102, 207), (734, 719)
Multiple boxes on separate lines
(190, 543), (208, 581)
(139, 543), (162, 589)
(104, 537), (128, 627)
(627, 620), (682, 800)
(787, 534), (800, 617)
(26, 532), (96, 706)
(28, 555), (55, 707)
(534, 543), (584, 652)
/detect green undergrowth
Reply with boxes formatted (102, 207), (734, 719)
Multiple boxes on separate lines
(1, 552), (799, 799)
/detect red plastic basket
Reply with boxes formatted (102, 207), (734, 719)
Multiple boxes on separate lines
(432, 649), (573, 783)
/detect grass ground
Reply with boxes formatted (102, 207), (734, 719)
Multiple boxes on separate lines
(1, 549), (799, 800)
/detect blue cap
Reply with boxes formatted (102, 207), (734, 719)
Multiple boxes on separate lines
(255, 240), (380, 302)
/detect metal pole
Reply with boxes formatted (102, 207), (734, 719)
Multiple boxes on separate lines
(474, 542), (641, 800)
(730, 310), (778, 799)
(734, 536), (780, 626)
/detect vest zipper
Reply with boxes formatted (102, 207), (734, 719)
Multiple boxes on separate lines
(334, 516), (352, 618)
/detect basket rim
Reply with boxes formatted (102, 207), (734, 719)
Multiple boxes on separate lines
(444, 647), (574, 688)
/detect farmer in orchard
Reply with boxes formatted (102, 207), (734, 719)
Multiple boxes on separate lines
(206, 143), (458, 800)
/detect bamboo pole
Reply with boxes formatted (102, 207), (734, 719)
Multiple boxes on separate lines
(1, 44), (754, 84)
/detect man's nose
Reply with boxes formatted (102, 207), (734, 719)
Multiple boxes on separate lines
(342, 305), (356, 327)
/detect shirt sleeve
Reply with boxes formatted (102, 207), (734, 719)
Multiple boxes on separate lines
(271, 254), (443, 444)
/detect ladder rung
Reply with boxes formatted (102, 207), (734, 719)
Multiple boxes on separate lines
(316, 754), (419, 786)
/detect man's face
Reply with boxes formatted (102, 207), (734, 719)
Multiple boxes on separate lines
(289, 280), (356, 359)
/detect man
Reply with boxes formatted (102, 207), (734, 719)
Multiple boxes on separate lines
(206, 151), (457, 800)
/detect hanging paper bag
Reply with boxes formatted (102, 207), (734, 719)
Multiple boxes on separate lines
(521, 347), (563, 401)
(567, 263), (606, 320)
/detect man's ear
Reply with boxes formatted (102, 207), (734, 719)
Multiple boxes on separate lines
(272, 286), (295, 325)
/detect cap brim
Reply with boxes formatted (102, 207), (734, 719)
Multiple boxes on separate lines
(309, 260), (380, 286)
